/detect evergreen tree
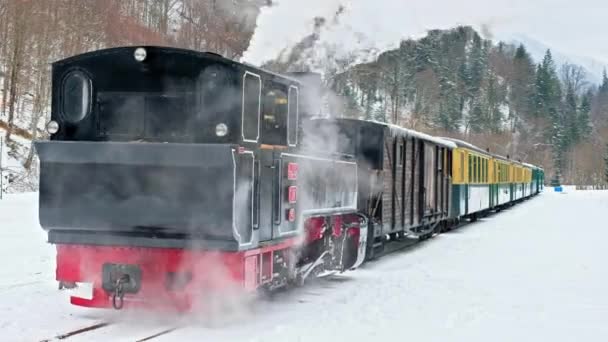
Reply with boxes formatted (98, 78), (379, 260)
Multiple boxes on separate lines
(563, 85), (580, 147)
(534, 50), (566, 178)
(578, 91), (593, 139)
(535, 50), (562, 120)
(511, 44), (536, 122)
(605, 143), (608, 184)
(468, 103), (485, 133)
(484, 70), (504, 133)
(466, 34), (486, 96)
(550, 122), (566, 186)
(601, 69), (608, 94)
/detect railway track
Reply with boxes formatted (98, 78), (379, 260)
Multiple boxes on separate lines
(39, 321), (181, 342)
(36, 210), (513, 342)
(39, 322), (112, 341)
(134, 327), (180, 342)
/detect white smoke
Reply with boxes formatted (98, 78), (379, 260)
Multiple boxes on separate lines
(241, 0), (564, 71)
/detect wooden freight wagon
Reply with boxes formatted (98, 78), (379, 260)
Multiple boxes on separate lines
(302, 119), (455, 256)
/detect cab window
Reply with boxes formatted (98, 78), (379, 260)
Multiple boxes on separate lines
(287, 86), (299, 146)
(261, 83), (288, 146)
(62, 70), (91, 123)
(242, 72), (261, 142)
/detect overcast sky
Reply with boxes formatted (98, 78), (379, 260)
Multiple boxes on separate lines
(244, 0), (608, 67)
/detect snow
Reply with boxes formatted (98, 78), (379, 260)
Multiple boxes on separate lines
(2, 189), (608, 341)
(0, 193), (107, 340)
(370, 120), (457, 149)
(0, 128), (30, 169)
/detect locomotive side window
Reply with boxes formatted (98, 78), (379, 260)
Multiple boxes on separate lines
(287, 86), (299, 146)
(61, 71), (91, 123)
(261, 83), (288, 146)
(242, 72), (262, 142)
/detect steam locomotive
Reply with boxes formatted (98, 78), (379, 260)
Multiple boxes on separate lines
(35, 46), (544, 311)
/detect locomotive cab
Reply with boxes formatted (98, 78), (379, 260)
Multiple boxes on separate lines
(47, 46), (300, 147)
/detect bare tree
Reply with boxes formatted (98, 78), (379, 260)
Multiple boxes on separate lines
(4, 0), (29, 141)
(561, 63), (588, 95)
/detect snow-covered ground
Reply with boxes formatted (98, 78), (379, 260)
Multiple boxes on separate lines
(1, 189), (607, 341)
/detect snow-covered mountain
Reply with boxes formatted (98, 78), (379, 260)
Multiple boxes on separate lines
(498, 33), (607, 85)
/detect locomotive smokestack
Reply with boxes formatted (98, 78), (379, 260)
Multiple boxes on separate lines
(287, 72), (323, 119)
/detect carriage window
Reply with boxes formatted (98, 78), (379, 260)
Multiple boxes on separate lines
(472, 156), (476, 183)
(261, 84), (288, 146)
(472, 156), (477, 183)
(62, 71), (91, 123)
(497, 163), (501, 183)
(476, 156), (480, 183)
(242, 72), (261, 142)
(487, 160), (490, 182)
(475, 157), (478, 183)
(468, 155), (472, 183)
(460, 152), (465, 181)
(484, 159), (488, 183)
(287, 86), (299, 146)
(485, 160), (489, 182)
(477, 157), (481, 183)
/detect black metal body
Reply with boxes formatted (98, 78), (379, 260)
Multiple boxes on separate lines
(37, 46), (357, 251)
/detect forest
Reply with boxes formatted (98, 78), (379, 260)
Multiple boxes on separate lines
(1, 1), (607, 189)
(328, 27), (608, 185)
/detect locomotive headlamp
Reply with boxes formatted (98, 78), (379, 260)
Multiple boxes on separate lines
(46, 120), (59, 134)
(134, 47), (147, 62)
(215, 123), (228, 137)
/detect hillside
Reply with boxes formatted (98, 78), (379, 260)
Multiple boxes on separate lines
(500, 33), (608, 86)
(324, 26), (608, 185)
